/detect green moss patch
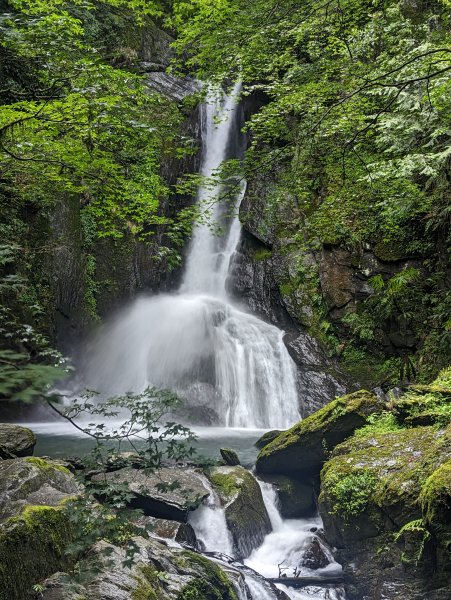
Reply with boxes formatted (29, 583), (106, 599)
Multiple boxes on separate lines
(0, 505), (74, 600)
(177, 552), (237, 600)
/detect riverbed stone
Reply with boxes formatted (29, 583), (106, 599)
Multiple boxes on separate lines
(256, 390), (384, 476)
(134, 515), (198, 548)
(207, 465), (271, 560)
(0, 423), (36, 459)
(91, 466), (210, 522)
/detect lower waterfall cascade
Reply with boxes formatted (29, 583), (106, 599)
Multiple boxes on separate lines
(188, 477), (346, 600)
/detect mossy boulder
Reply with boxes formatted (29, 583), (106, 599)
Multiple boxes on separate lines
(0, 423), (36, 459)
(319, 425), (451, 599)
(420, 462), (451, 551)
(254, 430), (281, 449)
(0, 505), (74, 600)
(220, 448), (241, 466)
(91, 466), (209, 522)
(40, 537), (239, 600)
(0, 457), (80, 599)
(256, 390), (384, 476)
(394, 371), (451, 427)
(207, 466), (271, 560)
(0, 457), (79, 520)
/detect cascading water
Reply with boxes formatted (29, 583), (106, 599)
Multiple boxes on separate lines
(78, 83), (301, 429)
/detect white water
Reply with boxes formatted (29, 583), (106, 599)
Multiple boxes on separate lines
(245, 481), (345, 600)
(188, 477), (234, 556)
(76, 83), (301, 430)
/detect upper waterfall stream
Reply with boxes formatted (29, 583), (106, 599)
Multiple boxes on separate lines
(78, 84), (301, 429)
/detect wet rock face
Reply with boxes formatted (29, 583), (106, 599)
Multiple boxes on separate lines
(220, 447), (241, 466)
(134, 515), (198, 548)
(299, 538), (330, 570)
(91, 466), (210, 522)
(228, 230), (348, 415)
(256, 390), (384, 477)
(319, 425), (451, 600)
(257, 474), (315, 518)
(207, 466), (271, 560)
(0, 423), (36, 459)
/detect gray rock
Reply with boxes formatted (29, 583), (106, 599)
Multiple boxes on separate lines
(0, 423), (36, 459)
(134, 515), (198, 548)
(91, 466), (210, 522)
(41, 536), (242, 600)
(0, 457), (80, 521)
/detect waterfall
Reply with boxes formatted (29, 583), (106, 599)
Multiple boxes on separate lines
(78, 83), (301, 429)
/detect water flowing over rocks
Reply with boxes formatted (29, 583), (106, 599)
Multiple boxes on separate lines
(207, 466), (272, 560)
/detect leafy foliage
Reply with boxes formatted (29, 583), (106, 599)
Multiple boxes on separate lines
(171, 0), (451, 382)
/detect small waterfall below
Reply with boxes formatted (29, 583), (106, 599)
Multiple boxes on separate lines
(77, 83), (301, 429)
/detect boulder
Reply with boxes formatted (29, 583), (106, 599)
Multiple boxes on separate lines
(134, 515), (198, 548)
(258, 474), (315, 518)
(207, 466), (271, 560)
(40, 537), (240, 600)
(254, 430), (281, 449)
(220, 448), (241, 466)
(299, 538), (330, 570)
(319, 425), (451, 600)
(0, 457), (79, 600)
(91, 466), (210, 522)
(0, 423), (36, 459)
(256, 390), (384, 476)
(0, 457), (80, 521)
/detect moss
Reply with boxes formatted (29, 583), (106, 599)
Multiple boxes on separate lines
(394, 369), (451, 427)
(177, 552), (238, 600)
(258, 390), (381, 459)
(25, 457), (71, 474)
(321, 426), (451, 524)
(419, 462), (451, 549)
(0, 505), (74, 600)
(208, 471), (241, 500)
(132, 565), (163, 600)
(252, 248), (272, 261)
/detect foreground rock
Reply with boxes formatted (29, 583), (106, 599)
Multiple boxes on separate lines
(0, 423), (36, 459)
(319, 425), (451, 600)
(207, 466), (271, 560)
(0, 457), (80, 600)
(91, 466), (210, 522)
(41, 536), (241, 600)
(256, 390), (384, 476)
(0, 456), (79, 520)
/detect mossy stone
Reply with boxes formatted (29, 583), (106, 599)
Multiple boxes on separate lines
(254, 430), (281, 449)
(0, 423), (36, 459)
(219, 448), (240, 466)
(207, 466), (271, 560)
(0, 505), (74, 600)
(256, 390), (384, 476)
